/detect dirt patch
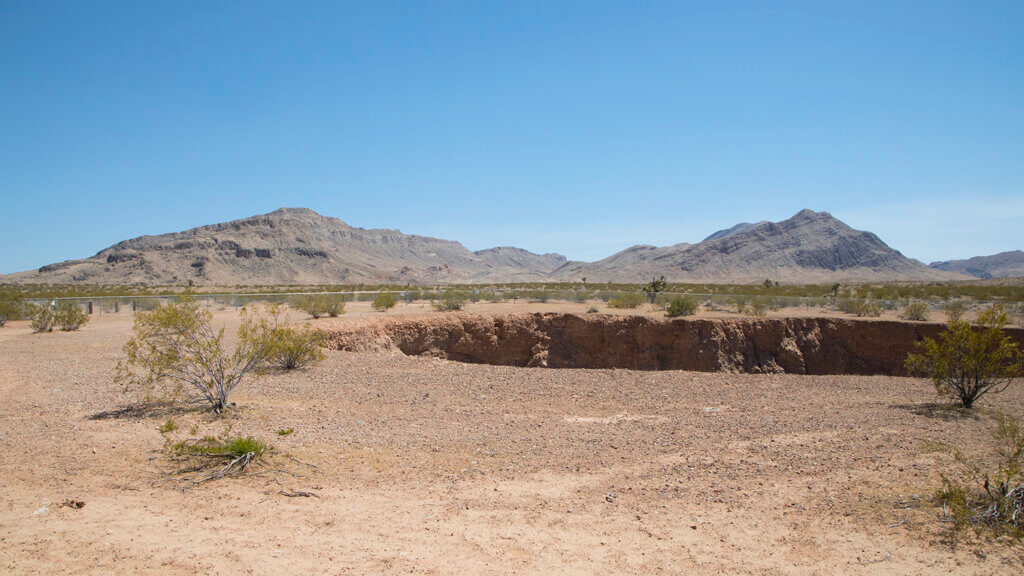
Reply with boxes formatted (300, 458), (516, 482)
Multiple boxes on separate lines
(3, 310), (1024, 575)
(325, 312), (1024, 375)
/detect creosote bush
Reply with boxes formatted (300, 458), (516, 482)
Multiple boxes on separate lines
(0, 293), (25, 327)
(936, 412), (1024, 538)
(608, 293), (644, 309)
(666, 296), (698, 318)
(29, 304), (56, 333)
(433, 291), (468, 312)
(945, 301), (967, 323)
(297, 294), (345, 319)
(116, 293), (285, 413)
(267, 324), (325, 370)
(901, 301), (930, 321)
(906, 305), (1022, 408)
(839, 298), (883, 317)
(372, 293), (397, 312)
(54, 302), (89, 331)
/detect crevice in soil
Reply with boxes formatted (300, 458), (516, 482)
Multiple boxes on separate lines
(324, 312), (1024, 376)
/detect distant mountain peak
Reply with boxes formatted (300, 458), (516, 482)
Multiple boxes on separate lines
(930, 250), (1024, 279)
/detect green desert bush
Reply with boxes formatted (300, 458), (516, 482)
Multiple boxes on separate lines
(297, 294), (345, 319)
(433, 291), (468, 312)
(666, 296), (698, 318)
(839, 299), (883, 317)
(0, 293), (25, 327)
(900, 301), (930, 321)
(29, 304), (56, 333)
(945, 301), (967, 324)
(54, 302), (89, 331)
(935, 412), (1024, 538)
(906, 305), (1022, 409)
(116, 294), (285, 413)
(372, 293), (397, 312)
(266, 325), (325, 370)
(608, 293), (645, 309)
(747, 298), (770, 317)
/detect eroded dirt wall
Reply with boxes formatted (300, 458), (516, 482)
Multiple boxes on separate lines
(324, 312), (1024, 375)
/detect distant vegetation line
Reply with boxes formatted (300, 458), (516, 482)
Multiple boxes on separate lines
(3, 282), (1024, 302)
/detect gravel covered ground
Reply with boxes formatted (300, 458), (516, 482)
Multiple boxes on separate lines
(1, 302), (1023, 574)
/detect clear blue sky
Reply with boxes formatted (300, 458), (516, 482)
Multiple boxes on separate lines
(2, 1), (1021, 274)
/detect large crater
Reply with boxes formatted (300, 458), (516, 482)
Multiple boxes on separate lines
(324, 312), (1024, 375)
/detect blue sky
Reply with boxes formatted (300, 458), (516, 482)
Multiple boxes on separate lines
(1, 1), (1021, 274)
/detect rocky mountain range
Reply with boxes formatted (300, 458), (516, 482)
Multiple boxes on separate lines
(549, 209), (964, 283)
(2, 208), (560, 286)
(2, 207), (1012, 286)
(929, 251), (1024, 279)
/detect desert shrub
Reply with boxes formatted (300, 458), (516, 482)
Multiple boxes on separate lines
(666, 296), (698, 318)
(172, 435), (269, 480)
(433, 291), (468, 312)
(608, 293), (644, 309)
(731, 296), (750, 314)
(945, 301), (967, 324)
(480, 291), (505, 303)
(372, 293), (397, 312)
(747, 298), (770, 317)
(0, 293), (25, 327)
(642, 275), (668, 304)
(839, 299), (882, 317)
(586, 306), (600, 314)
(266, 325), (325, 370)
(115, 294), (283, 413)
(29, 304), (56, 333)
(297, 294), (345, 319)
(901, 301), (930, 321)
(54, 302), (89, 331)
(906, 305), (1022, 408)
(525, 290), (551, 303)
(158, 418), (178, 435)
(936, 412), (1024, 537)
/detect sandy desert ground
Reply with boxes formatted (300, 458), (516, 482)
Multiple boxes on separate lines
(2, 300), (1023, 574)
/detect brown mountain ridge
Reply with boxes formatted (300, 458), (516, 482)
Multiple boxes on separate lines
(2, 207), (972, 285)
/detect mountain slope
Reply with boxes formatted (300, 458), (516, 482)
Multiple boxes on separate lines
(473, 247), (567, 278)
(552, 209), (968, 283)
(929, 251), (1024, 279)
(702, 221), (768, 242)
(3, 208), (557, 285)
(3, 207), (978, 286)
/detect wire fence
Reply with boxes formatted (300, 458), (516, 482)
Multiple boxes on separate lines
(22, 289), (1024, 318)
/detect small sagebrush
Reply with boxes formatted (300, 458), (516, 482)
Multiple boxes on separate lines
(267, 325), (325, 370)
(901, 301), (930, 321)
(433, 291), (468, 312)
(608, 293), (644, 309)
(935, 412), (1024, 538)
(372, 293), (397, 312)
(666, 296), (698, 318)
(297, 294), (345, 319)
(55, 302), (89, 331)
(0, 293), (25, 327)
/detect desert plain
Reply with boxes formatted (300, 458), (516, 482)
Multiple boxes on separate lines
(2, 300), (1023, 575)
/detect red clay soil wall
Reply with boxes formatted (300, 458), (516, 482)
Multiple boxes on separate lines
(324, 313), (1024, 376)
